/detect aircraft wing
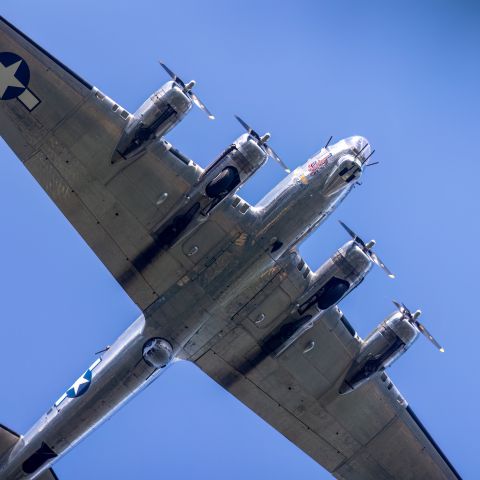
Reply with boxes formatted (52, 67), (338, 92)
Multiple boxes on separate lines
(0, 16), (203, 310)
(190, 254), (460, 479)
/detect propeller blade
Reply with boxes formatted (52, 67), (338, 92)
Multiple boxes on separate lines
(338, 221), (366, 248)
(190, 91), (215, 120)
(414, 320), (444, 352)
(339, 221), (394, 278)
(392, 300), (406, 314)
(401, 302), (412, 317)
(264, 144), (291, 173)
(369, 251), (395, 278)
(393, 301), (444, 352)
(234, 115), (290, 173)
(234, 115), (251, 132)
(158, 61), (185, 88)
(159, 62), (214, 119)
(234, 115), (261, 140)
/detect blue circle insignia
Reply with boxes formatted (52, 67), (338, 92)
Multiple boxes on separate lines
(0, 52), (30, 100)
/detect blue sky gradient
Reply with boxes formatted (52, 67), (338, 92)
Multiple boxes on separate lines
(1, 1), (478, 478)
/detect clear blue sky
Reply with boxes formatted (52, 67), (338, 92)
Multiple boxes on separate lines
(1, 1), (478, 478)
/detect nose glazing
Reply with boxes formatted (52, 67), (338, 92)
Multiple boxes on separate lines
(347, 136), (371, 162)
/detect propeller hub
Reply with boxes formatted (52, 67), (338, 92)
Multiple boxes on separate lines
(412, 309), (422, 320)
(234, 116), (290, 173)
(339, 221), (394, 278)
(392, 301), (443, 352)
(260, 133), (271, 144)
(159, 61), (214, 119)
(184, 80), (196, 91)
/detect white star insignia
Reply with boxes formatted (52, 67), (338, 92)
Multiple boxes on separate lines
(70, 374), (90, 396)
(0, 60), (25, 98)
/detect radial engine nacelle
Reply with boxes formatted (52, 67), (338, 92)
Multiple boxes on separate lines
(296, 222), (393, 316)
(113, 63), (214, 162)
(113, 80), (192, 161)
(339, 302), (443, 394)
(201, 132), (268, 200)
(271, 230), (391, 358)
(153, 118), (286, 250)
(297, 241), (372, 316)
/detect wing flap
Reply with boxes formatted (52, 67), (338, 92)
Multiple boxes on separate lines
(196, 349), (346, 472)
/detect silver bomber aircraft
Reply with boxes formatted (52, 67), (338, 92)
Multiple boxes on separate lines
(0, 16), (460, 480)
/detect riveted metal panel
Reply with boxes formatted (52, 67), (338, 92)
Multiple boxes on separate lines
(196, 350), (346, 472)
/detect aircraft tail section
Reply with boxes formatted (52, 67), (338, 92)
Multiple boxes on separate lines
(0, 423), (20, 462)
(0, 424), (58, 479)
(37, 467), (60, 479)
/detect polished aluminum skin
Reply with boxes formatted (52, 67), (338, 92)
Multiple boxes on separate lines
(149, 133), (268, 250)
(340, 310), (419, 393)
(0, 15), (457, 480)
(269, 240), (373, 357)
(113, 81), (192, 161)
(0, 119), (369, 479)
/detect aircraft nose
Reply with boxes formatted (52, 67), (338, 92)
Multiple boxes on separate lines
(348, 136), (371, 162)
(323, 154), (362, 196)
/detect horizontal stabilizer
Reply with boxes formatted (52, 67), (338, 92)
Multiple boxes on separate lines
(0, 425), (58, 478)
(37, 467), (59, 479)
(0, 423), (20, 461)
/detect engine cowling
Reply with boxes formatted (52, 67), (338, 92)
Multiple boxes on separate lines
(262, 241), (373, 357)
(339, 311), (419, 393)
(153, 133), (267, 250)
(297, 240), (372, 315)
(201, 133), (267, 199)
(113, 81), (192, 160)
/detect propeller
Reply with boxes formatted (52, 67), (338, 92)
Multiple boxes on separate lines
(339, 221), (395, 278)
(234, 115), (291, 173)
(392, 301), (444, 352)
(159, 62), (215, 120)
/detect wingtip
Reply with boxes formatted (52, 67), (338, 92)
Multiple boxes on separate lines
(388, 273), (396, 279)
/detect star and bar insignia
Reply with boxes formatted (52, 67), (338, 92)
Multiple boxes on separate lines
(0, 51), (40, 111)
